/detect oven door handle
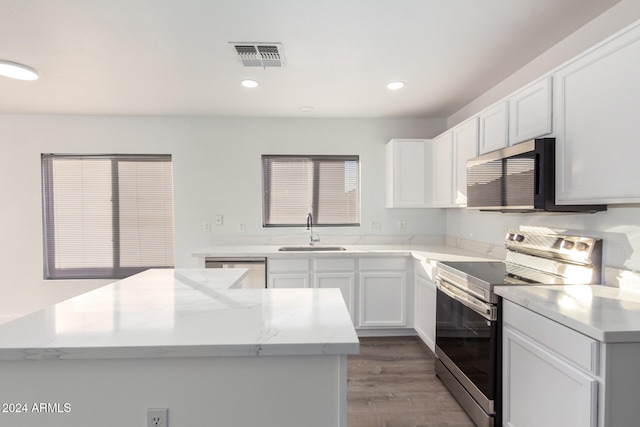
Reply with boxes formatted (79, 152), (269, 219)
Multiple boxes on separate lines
(437, 280), (497, 321)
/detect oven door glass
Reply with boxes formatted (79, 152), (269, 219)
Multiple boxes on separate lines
(436, 286), (498, 400)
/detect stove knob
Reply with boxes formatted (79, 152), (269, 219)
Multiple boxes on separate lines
(506, 233), (515, 241)
(562, 240), (575, 250)
(575, 242), (589, 252)
(514, 234), (525, 243)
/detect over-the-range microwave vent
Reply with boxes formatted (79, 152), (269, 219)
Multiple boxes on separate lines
(231, 42), (284, 67)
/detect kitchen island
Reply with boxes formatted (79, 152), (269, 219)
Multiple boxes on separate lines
(0, 268), (359, 427)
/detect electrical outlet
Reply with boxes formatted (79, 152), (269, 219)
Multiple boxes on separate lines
(238, 222), (246, 232)
(397, 221), (406, 231)
(147, 408), (168, 427)
(215, 214), (223, 226)
(202, 221), (211, 232)
(370, 221), (381, 231)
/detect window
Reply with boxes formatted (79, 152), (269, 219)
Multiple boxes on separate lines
(41, 154), (174, 280)
(262, 155), (360, 227)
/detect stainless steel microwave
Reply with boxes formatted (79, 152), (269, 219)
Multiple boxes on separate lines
(466, 138), (606, 213)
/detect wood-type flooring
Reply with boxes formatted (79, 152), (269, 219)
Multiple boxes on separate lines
(347, 336), (475, 427)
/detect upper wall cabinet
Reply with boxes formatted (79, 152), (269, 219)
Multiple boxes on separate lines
(385, 139), (431, 208)
(431, 132), (455, 207)
(554, 21), (640, 204)
(478, 101), (509, 154)
(452, 118), (479, 206)
(508, 76), (552, 145)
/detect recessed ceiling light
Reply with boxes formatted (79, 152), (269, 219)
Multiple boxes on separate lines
(300, 106), (314, 112)
(241, 79), (259, 88)
(0, 60), (38, 81)
(386, 81), (404, 90)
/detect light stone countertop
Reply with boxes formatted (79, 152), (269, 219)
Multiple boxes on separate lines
(192, 243), (505, 263)
(496, 283), (640, 343)
(193, 243), (640, 344)
(0, 268), (359, 360)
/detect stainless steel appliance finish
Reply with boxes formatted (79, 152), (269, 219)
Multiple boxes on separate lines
(434, 229), (602, 427)
(466, 138), (606, 213)
(205, 257), (267, 288)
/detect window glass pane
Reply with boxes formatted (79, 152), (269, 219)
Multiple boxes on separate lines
(42, 154), (174, 280)
(262, 155), (360, 227)
(50, 158), (114, 269)
(264, 158), (313, 225)
(118, 160), (175, 268)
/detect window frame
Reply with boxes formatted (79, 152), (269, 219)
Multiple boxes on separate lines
(41, 153), (174, 280)
(261, 154), (361, 228)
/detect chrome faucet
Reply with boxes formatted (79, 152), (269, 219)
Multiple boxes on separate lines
(306, 212), (320, 245)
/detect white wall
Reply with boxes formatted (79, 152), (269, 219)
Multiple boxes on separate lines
(445, 1), (640, 272)
(0, 114), (446, 320)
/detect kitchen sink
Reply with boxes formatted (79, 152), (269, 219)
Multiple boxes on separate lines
(278, 246), (346, 252)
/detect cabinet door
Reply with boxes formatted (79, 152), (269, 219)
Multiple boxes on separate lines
(315, 272), (356, 323)
(385, 139), (428, 208)
(452, 118), (478, 206)
(431, 132), (454, 207)
(414, 273), (436, 352)
(358, 272), (406, 327)
(503, 326), (597, 427)
(508, 76), (552, 145)
(268, 273), (310, 288)
(478, 101), (509, 154)
(554, 23), (640, 204)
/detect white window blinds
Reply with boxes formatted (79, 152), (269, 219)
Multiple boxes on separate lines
(262, 155), (360, 227)
(41, 154), (174, 279)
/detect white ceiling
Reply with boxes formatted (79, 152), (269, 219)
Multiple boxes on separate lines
(0, 0), (621, 118)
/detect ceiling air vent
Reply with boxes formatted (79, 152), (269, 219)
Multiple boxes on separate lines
(231, 43), (284, 68)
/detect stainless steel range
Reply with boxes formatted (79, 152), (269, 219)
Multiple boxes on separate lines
(434, 229), (602, 427)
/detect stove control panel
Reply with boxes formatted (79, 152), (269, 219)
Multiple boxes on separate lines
(505, 230), (602, 264)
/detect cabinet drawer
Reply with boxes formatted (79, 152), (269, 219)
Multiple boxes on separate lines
(359, 257), (407, 271)
(268, 258), (310, 273)
(503, 301), (599, 374)
(314, 258), (356, 272)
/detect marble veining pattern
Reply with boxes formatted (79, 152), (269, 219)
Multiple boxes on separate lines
(0, 269), (359, 360)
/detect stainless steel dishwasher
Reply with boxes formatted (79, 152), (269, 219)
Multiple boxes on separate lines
(205, 257), (267, 288)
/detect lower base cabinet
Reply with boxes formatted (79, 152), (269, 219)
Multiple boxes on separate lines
(503, 326), (597, 427)
(502, 300), (640, 427)
(267, 256), (410, 331)
(315, 272), (356, 324)
(268, 273), (310, 288)
(414, 269), (436, 352)
(358, 272), (406, 327)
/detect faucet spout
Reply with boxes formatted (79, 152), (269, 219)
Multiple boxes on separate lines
(306, 212), (320, 245)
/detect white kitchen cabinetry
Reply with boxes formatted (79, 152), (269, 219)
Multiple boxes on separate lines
(502, 300), (640, 427)
(478, 100), (509, 154)
(268, 255), (413, 331)
(451, 118), (478, 207)
(267, 258), (310, 288)
(358, 257), (407, 328)
(413, 260), (436, 352)
(554, 21), (640, 204)
(385, 139), (431, 208)
(508, 76), (552, 145)
(503, 326), (597, 427)
(314, 258), (356, 324)
(431, 132), (454, 207)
